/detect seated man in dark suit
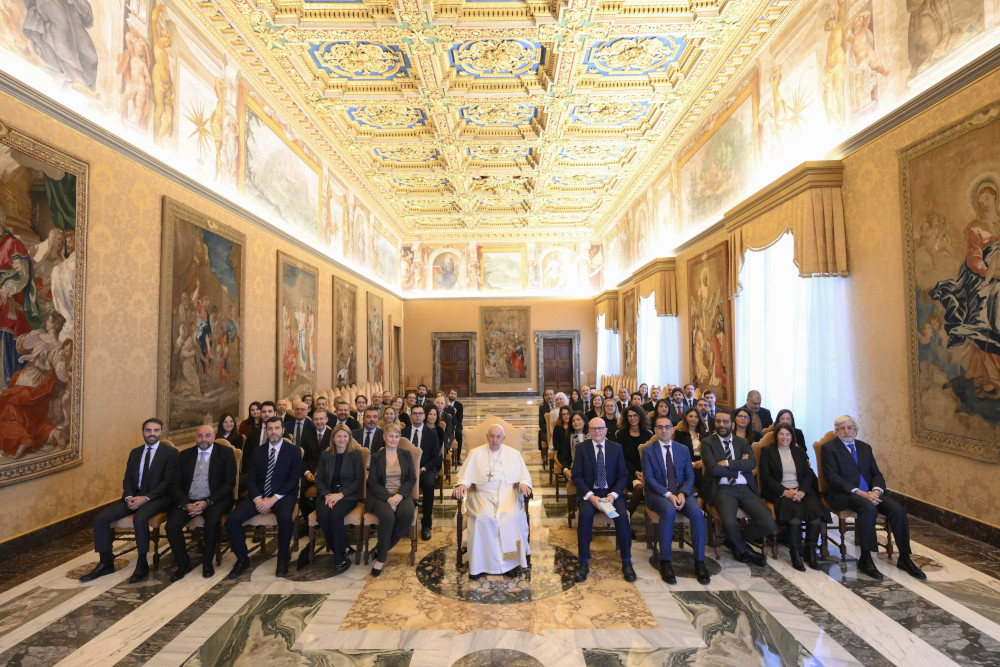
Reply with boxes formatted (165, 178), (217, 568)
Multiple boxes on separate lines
(702, 411), (775, 566)
(740, 390), (773, 434)
(332, 399), (361, 431)
(351, 394), (368, 421)
(286, 400), (319, 517)
(571, 418), (636, 583)
(165, 424), (237, 581)
(353, 406), (385, 454)
(538, 388), (554, 452)
(667, 387), (687, 425)
(433, 394), (456, 454)
(226, 416), (303, 579)
(448, 388), (465, 464)
(401, 405), (440, 541)
(643, 417), (711, 584)
(242, 401), (276, 495)
(80, 418), (179, 583)
(821, 415), (926, 580)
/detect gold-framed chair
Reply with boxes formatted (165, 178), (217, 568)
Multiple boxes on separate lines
(751, 435), (780, 558)
(814, 434), (891, 561)
(111, 439), (176, 569)
(181, 438), (242, 566)
(361, 437), (419, 565)
(306, 446), (369, 565)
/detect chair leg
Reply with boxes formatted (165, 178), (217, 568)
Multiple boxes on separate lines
(410, 525), (417, 566)
(151, 527), (161, 569)
(839, 517), (848, 561)
(308, 524), (317, 564)
(456, 512), (464, 568)
(883, 519), (894, 557)
(363, 525), (372, 565)
(292, 521), (300, 553)
(652, 523), (660, 564)
(820, 522), (829, 558)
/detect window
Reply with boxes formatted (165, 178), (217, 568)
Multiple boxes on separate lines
(596, 313), (621, 378)
(638, 294), (679, 387)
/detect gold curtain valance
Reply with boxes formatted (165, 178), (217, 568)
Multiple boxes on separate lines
(594, 290), (619, 331)
(725, 161), (847, 296)
(631, 258), (678, 316)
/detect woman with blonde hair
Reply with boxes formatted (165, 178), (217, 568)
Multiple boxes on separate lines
(366, 424), (416, 576)
(378, 405), (402, 431)
(314, 424), (364, 576)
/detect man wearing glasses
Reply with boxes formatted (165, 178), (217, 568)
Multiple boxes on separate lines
(571, 418), (635, 583)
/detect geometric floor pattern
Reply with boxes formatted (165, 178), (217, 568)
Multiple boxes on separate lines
(2, 398), (1000, 666)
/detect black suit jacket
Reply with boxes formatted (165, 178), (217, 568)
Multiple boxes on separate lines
(667, 402), (686, 425)
(399, 411), (412, 428)
(334, 416), (361, 432)
(286, 418), (319, 476)
(353, 427), (385, 454)
(171, 444), (236, 507)
(740, 405), (773, 430)
(571, 439), (628, 499)
(758, 444), (815, 503)
(367, 447), (417, 503)
(247, 442), (302, 499)
(820, 437), (887, 511)
(451, 400), (464, 427)
(401, 424), (441, 471)
(122, 442), (178, 501)
(315, 448), (365, 503)
(441, 405), (457, 445)
(538, 402), (552, 442)
(701, 433), (760, 502)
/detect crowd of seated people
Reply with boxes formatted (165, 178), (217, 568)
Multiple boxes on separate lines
(78, 380), (926, 589)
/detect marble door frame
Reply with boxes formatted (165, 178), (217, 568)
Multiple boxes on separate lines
(432, 331), (478, 396)
(534, 330), (581, 394)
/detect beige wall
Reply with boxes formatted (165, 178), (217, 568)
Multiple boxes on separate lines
(403, 298), (597, 394)
(669, 69), (1000, 528)
(0, 91), (402, 544)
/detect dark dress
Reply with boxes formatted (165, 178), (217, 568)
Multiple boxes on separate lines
(315, 448), (365, 565)
(615, 428), (652, 482)
(758, 444), (829, 524)
(673, 430), (705, 495)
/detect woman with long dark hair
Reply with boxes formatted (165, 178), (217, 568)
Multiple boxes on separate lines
(238, 402), (261, 441)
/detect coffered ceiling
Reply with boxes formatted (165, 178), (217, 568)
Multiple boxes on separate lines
(190, 0), (799, 241)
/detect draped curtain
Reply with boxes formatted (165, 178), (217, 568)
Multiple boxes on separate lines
(596, 313), (621, 378)
(637, 294), (679, 388)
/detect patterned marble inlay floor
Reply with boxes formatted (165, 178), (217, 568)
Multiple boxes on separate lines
(2, 398), (1000, 666)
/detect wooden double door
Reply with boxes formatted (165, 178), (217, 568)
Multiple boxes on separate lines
(439, 339), (470, 396)
(542, 337), (574, 395)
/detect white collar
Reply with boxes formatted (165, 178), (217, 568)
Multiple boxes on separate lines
(197, 444), (214, 457)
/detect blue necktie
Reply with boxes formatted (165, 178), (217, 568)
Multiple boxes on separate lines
(846, 442), (868, 492)
(595, 444), (607, 489)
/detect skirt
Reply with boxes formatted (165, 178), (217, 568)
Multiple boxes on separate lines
(772, 491), (831, 524)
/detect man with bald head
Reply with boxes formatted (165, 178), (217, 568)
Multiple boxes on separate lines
(165, 424), (237, 581)
(454, 425), (532, 579)
(571, 417), (635, 583)
(740, 390), (772, 434)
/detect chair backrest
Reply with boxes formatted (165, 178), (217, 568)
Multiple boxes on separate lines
(757, 431), (775, 448)
(162, 439), (175, 449)
(812, 431), (835, 495)
(395, 437), (421, 500)
(214, 438), (241, 499)
(359, 446), (370, 500)
(750, 439), (764, 481)
(464, 416), (526, 453)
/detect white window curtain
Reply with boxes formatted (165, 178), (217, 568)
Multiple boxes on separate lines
(638, 294), (680, 388)
(734, 232), (857, 464)
(596, 313), (621, 378)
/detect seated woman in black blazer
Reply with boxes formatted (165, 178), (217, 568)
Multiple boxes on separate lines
(366, 424), (417, 577)
(616, 405), (652, 514)
(774, 409), (807, 449)
(554, 411), (589, 480)
(672, 407), (707, 494)
(585, 395), (604, 422)
(315, 424), (365, 575)
(550, 405), (573, 471)
(759, 423), (830, 571)
(732, 406), (761, 444)
(216, 413), (243, 450)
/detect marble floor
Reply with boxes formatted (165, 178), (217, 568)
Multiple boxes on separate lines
(2, 398), (1000, 666)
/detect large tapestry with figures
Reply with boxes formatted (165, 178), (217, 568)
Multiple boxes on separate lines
(277, 252), (318, 399)
(688, 241), (733, 409)
(0, 121), (87, 487)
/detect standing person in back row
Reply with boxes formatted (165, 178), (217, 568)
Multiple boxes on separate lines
(402, 405), (440, 541)
(448, 388), (465, 465)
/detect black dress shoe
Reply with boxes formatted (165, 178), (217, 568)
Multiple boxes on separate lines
(332, 559), (351, 576)
(503, 566), (521, 578)
(421, 527), (432, 541)
(79, 562), (115, 582)
(468, 571), (486, 580)
(575, 561), (589, 582)
(622, 562), (637, 583)
(371, 565), (384, 577)
(227, 558), (251, 580)
(694, 560), (711, 585)
(743, 548), (767, 567)
(275, 558), (289, 578)
(203, 563), (215, 578)
(857, 558), (883, 580)
(659, 560), (676, 584)
(129, 560), (150, 584)
(170, 561), (192, 583)
(897, 555), (927, 580)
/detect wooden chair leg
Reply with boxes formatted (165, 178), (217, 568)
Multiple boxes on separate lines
(363, 525), (372, 565)
(839, 517), (848, 561)
(820, 522), (829, 558)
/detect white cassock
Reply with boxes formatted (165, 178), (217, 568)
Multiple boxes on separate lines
(456, 444), (532, 575)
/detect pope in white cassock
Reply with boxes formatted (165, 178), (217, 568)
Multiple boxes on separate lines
(454, 425), (532, 578)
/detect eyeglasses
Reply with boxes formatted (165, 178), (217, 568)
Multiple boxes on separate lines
(591, 426), (607, 431)
(654, 425), (672, 430)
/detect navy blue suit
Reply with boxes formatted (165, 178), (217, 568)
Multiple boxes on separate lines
(642, 440), (706, 562)
(571, 438), (632, 562)
(226, 441), (302, 561)
(402, 423), (440, 529)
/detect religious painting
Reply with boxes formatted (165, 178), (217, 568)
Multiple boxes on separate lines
(679, 74), (759, 228)
(0, 122), (87, 487)
(366, 292), (384, 383)
(621, 288), (637, 380)
(333, 277), (356, 386)
(240, 91), (321, 244)
(481, 306), (529, 382)
(901, 99), (1000, 462)
(479, 246), (526, 291)
(277, 252), (318, 399)
(432, 250), (462, 291)
(587, 243), (605, 291)
(374, 230), (396, 287)
(158, 197), (243, 442)
(688, 241), (734, 409)
(540, 246), (574, 289)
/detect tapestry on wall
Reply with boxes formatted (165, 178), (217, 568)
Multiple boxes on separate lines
(621, 288), (637, 380)
(901, 100), (1000, 463)
(158, 197), (244, 443)
(0, 120), (87, 487)
(481, 306), (529, 382)
(277, 252), (318, 399)
(333, 277), (356, 385)
(366, 292), (383, 384)
(688, 241), (734, 409)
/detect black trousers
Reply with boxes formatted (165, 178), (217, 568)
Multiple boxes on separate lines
(847, 492), (911, 556)
(455, 426), (463, 459)
(576, 493), (632, 561)
(419, 469), (437, 529)
(366, 496), (416, 563)
(92, 497), (171, 555)
(225, 494), (297, 560)
(165, 499), (231, 566)
(316, 498), (359, 564)
(712, 485), (776, 555)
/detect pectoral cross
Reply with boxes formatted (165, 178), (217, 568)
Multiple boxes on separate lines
(486, 471), (494, 482)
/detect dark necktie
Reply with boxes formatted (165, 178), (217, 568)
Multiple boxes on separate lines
(595, 443), (607, 489)
(413, 428), (421, 449)
(295, 421), (303, 447)
(846, 442), (868, 492)
(364, 430), (371, 448)
(724, 440), (733, 459)
(662, 444), (678, 495)
(263, 446), (277, 497)
(140, 445), (153, 492)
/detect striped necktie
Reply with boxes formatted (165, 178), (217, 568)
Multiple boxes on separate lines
(595, 444), (607, 489)
(263, 446), (277, 497)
